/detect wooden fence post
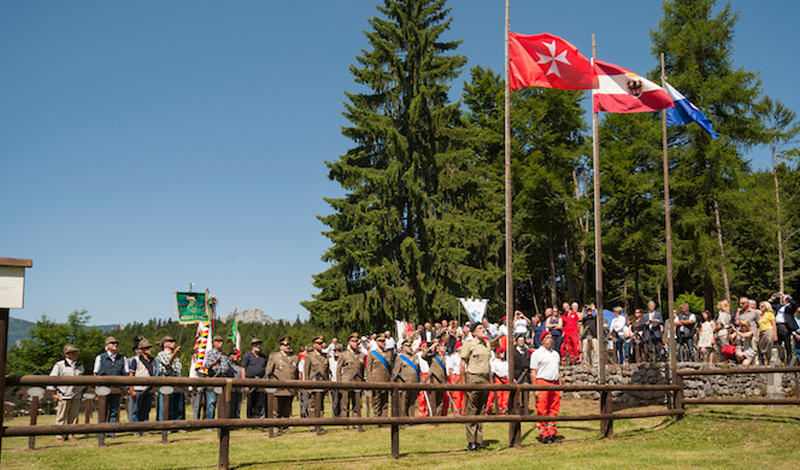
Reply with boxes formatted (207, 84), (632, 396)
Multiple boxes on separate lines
(161, 390), (170, 443)
(218, 381), (231, 470)
(674, 373), (684, 420)
(266, 390), (274, 437)
(391, 382), (400, 458)
(97, 395), (106, 446)
(28, 396), (38, 449)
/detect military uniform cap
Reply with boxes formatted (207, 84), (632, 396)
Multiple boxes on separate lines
(348, 332), (360, 341)
(278, 335), (291, 344)
(376, 333), (386, 341)
(312, 335), (324, 343)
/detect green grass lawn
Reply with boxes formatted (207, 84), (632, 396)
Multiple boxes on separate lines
(3, 399), (799, 470)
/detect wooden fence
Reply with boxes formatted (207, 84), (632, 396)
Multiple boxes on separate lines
(2, 374), (682, 469)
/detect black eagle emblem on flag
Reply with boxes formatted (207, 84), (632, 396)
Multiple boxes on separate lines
(626, 78), (644, 98)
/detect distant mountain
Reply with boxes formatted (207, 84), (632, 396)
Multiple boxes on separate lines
(218, 307), (276, 325)
(8, 317), (36, 349)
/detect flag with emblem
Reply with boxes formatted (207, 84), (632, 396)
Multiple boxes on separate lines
(509, 33), (598, 90)
(592, 59), (673, 113)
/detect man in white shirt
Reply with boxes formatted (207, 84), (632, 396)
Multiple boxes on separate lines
(384, 331), (396, 356)
(530, 331), (561, 444)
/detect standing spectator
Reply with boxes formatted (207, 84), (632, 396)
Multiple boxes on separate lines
(156, 336), (183, 421)
(384, 331), (396, 357)
(366, 333), (393, 420)
(530, 331), (561, 444)
(758, 301), (778, 365)
(581, 304), (600, 367)
(674, 304), (697, 362)
(512, 334), (531, 384)
(715, 299), (733, 361)
(482, 317), (498, 341)
(265, 335), (298, 432)
(487, 346), (509, 415)
(227, 350), (242, 419)
(529, 313), (545, 349)
(513, 310), (530, 338)
(93, 336), (129, 437)
(545, 309), (564, 357)
(561, 304), (581, 365)
(609, 307), (627, 365)
(392, 338), (420, 418)
(460, 322), (491, 451)
(771, 293), (798, 364)
(629, 309), (646, 363)
(326, 338), (339, 358)
(204, 335), (230, 419)
(129, 339), (156, 432)
(49, 344), (84, 441)
(424, 339), (448, 416)
(735, 297), (760, 350)
(241, 338), (268, 419)
(643, 301), (664, 362)
(697, 311), (716, 363)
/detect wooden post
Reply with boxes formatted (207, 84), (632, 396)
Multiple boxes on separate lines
(509, 387), (521, 447)
(391, 385), (400, 458)
(0, 307), (9, 461)
(600, 391), (613, 438)
(355, 389), (363, 433)
(84, 394), (92, 425)
(266, 390), (274, 437)
(28, 396), (38, 449)
(161, 392), (170, 443)
(218, 381), (231, 470)
(97, 394), (106, 446)
(674, 373), (684, 420)
(314, 391), (323, 435)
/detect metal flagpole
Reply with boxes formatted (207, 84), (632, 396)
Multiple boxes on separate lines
(661, 53), (678, 410)
(504, 0), (521, 448)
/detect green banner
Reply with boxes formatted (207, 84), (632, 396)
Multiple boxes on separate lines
(175, 291), (209, 324)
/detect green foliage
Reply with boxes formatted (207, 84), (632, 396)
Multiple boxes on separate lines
(6, 310), (105, 376)
(304, 0), (503, 332)
(675, 292), (704, 314)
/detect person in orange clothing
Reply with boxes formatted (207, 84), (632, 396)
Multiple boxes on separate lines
(447, 341), (465, 415)
(530, 331), (561, 444)
(561, 303), (581, 365)
(486, 346), (509, 415)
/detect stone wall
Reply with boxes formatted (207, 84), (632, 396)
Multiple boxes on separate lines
(561, 363), (798, 406)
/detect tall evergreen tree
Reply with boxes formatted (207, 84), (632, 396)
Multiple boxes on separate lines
(651, 0), (762, 308)
(303, 0), (502, 333)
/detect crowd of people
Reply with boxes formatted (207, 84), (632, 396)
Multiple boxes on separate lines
(47, 291), (798, 447)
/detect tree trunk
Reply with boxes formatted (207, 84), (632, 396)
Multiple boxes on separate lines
(773, 146), (785, 293)
(713, 198), (731, 303)
(548, 221), (558, 307)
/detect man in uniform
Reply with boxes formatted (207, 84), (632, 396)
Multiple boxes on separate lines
(265, 335), (298, 432)
(337, 333), (365, 425)
(93, 335), (129, 437)
(392, 337), (420, 418)
(241, 338), (268, 419)
(49, 344), (85, 441)
(366, 333), (393, 420)
(460, 322), (491, 451)
(423, 339), (448, 416)
(304, 335), (330, 432)
(530, 331), (561, 444)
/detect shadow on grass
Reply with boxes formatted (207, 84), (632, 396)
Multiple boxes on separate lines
(689, 408), (800, 425)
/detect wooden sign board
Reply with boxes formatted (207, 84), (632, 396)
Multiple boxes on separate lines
(0, 266), (26, 309)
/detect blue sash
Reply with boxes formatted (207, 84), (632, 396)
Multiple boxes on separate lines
(371, 351), (392, 375)
(433, 355), (445, 373)
(399, 354), (420, 382)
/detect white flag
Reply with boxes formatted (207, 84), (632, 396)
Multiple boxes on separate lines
(458, 298), (488, 324)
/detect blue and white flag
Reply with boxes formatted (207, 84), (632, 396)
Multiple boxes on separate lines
(664, 81), (719, 139)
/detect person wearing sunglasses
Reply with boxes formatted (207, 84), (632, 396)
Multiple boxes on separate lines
(93, 336), (130, 437)
(304, 335), (331, 433)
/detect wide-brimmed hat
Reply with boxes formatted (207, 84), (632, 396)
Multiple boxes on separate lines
(63, 344), (80, 354)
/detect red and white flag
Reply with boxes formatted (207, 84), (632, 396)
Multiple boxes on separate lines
(592, 59), (673, 113)
(509, 33), (597, 91)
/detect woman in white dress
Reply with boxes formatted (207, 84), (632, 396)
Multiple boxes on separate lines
(697, 310), (716, 363)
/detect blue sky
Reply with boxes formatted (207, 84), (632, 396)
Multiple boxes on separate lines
(2, 1), (797, 326)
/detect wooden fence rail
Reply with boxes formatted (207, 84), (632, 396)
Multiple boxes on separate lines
(3, 375), (682, 469)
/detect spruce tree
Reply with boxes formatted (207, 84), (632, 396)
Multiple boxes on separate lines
(303, 0), (502, 333)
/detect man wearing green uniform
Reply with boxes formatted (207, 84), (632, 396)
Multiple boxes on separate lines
(337, 333), (365, 420)
(304, 335), (330, 433)
(460, 322), (491, 451)
(265, 335), (298, 433)
(366, 333), (393, 420)
(392, 338), (420, 417)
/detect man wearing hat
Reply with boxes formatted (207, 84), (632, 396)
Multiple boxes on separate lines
(422, 339), (448, 416)
(304, 335), (331, 432)
(241, 337), (268, 419)
(530, 330), (562, 444)
(204, 335), (231, 419)
(49, 344), (85, 441)
(392, 337), (420, 417)
(156, 335), (184, 421)
(336, 333), (365, 423)
(129, 338), (156, 430)
(366, 333), (393, 420)
(460, 322), (491, 451)
(266, 335), (299, 429)
(93, 336), (129, 436)
(447, 340), (465, 416)
(487, 346), (509, 415)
